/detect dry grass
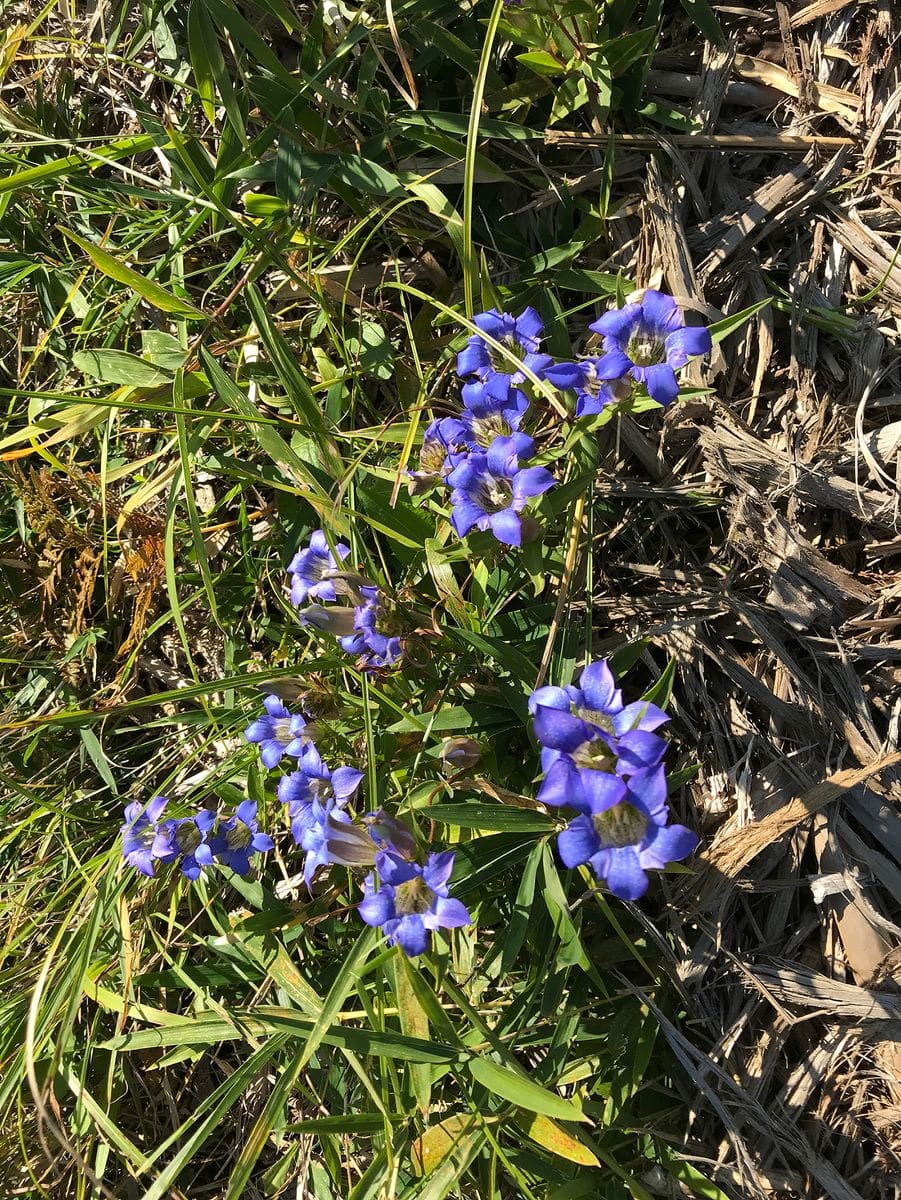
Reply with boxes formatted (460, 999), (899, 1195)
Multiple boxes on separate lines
(561, 8), (901, 1196)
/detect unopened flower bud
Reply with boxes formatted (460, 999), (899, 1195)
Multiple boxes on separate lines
(439, 736), (482, 773)
(363, 809), (417, 859)
(298, 604), (358, 637)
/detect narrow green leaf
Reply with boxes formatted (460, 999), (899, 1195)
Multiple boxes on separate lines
(427, 804), (553, 833)
(468, 1056), (588, 1123)
(73, 349), (174, 387)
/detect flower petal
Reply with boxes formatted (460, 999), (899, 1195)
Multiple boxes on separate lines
(514, 306), (544, 347)
(613, 700), (669, 734)
(423, 850), (455, 891)
(260, 740), (285, 769)
(394, 914), (430, 957)
(486, 435), (518, 477)
(639, 823), (698, 870)
(580, 770), (628, 813)
(625, 766), (668, 818)
(528, 685), (571, 714)
(543, 361), (586, 390)
(641, 364), (679, 407)
(615, 731), (668, 772)
(603, 846), (648, 899)
(664, 325), (712, 368)
(579, 661), (619, 713)
(489, 509), (522, 546)
(640, 289), (683, 336)
(557, 816), (599, 867)
(537, 758), (578, 808)
(512, 466), (555, 501)
(457, 340), (489, 377)
(424, 896), (471, 930)
(359, 886), (395, 927)
(331, 767), (364, 800)
(451, 500), (485, 538)
(590, 304), (641, 342)
(594, 348), (633, 380)
(533, 706), (586, 752)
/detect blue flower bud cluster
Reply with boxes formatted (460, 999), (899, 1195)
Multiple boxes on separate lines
(529, 660), (697, 900)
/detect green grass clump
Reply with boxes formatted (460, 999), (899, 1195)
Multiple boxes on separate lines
(0, 1), (734, 1196)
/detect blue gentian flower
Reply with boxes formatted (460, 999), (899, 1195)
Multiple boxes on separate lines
(121, 795), (170, 877)
(408, 419), (461, 494)
(530, 661), (669, 808)
(288, 530), (351, 607)
(589, 290), (712, 408)
(210, 800), (274, 875)
(556, 766), (698, 900)
(358, 851), (471, 957)
(446, 435), (554, 546)
(244, 695), (314, 769)
(457, 308), (552, 396)
(153, 809), (218, 880)
(543, 358), (617, 418)
(278, 745), (363, 838)
(439, 379), (534, 457)
(294, 803), (376, 886)
(339, 587), (403, 668)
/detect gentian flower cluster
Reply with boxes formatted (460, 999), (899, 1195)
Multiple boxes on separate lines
(240, 696), (469, 956)
(413, 294), (709, 546)
(414, 308), (556, 547)
(291, 531), (403, 669)
(120, 796), (270, 880)
(530, 660), (698, 900)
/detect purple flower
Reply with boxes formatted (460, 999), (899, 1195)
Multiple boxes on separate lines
(530, 661), (669, 808)
(288, 530), (351, 606)
(457, 308), (552, 392)
(557, 766), (698, 900)
(153, 809), (217, 881)
(589, 290), (712, 408)
(339, 587), (403, 669)
(408, 419), (460, 493)
(446, 435), (554, 547)
(543, 358), (617, 418)
(294, 803), (376, 886)
(362, 809), (418, 860)
(244, 695), (314, 769)
(120, 795), (170, 877)
(358, 851), (471, 957)
(278, 745), (363, 836)
(210, 800), (274, 875)
(439, 379), (534, 457)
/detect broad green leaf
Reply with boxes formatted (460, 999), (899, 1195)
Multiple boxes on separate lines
(516, 50), (565, 76)
(467, 1056), (588, 1123)
(514, 1111), (601, 1167)
(73, 349), (174, 387)
(60, 228), (204, 317)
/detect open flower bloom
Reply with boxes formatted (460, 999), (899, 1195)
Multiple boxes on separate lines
(278, 746), (363, 828)
(244, 695), (314, 769)
(456, 307), (551, 394)
(358, 851), (471, 957)
(288, 530), (351, 607)
(531, 661), (669, 805)
(439, 379), (534, 458)
(121, 795), (170, 877)
(543, 358), (617, 418)
(557, 766), (698, 900)
(339, 587), (403, 669)
(590, 290), (712, 408)
(210, 800), (274, 875)
(153, 810), (217, 880)
(447, 435), (554, 547)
